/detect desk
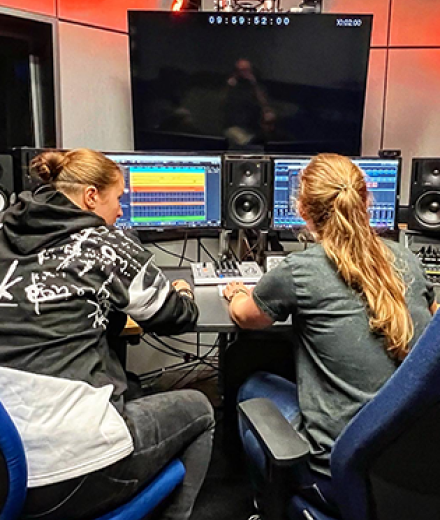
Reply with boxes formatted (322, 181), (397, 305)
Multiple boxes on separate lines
(121, 317), (143, 336)
(161, 267), (292, 333)
(160, 268), (293, 447)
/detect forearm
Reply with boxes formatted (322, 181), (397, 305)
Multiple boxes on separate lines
(138, 289), (199, 335)
(229, 292), (273, 330)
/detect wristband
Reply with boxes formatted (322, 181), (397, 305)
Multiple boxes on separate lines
(177, 288), (194, 300)
(229, 288), (250, 301)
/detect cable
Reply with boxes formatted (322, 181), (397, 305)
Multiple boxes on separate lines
(169, 335), (219, 349)
(240, 238), (260, 261)
(169, 362), (200, 389)
(198, 240), (217, 262)
(150, 242), (195, 263)
(148, 333), (220, 362)
(140, 336), (183, 359)
(178, 233), (188, 267)
(148, 334), (193, 358)
(228, 244), (240, 262)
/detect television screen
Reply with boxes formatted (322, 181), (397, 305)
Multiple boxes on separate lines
(106, 153), (222, 230)
(272, 157), (401, 231)
(128, 11), (372, 156)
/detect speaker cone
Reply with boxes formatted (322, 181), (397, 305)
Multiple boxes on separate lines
(415, 191), (440, 227)
(229, 191), (266, 228)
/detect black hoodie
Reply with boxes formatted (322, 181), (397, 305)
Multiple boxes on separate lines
(0, 188), (198, 408)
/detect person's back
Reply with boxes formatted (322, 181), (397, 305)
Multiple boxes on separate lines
(224, 153), (436, 515)
(0, 149), (214, 520)
(255, 239), (433, 474)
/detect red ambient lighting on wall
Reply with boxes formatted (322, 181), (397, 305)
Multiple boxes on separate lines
(170, 0), (201, 11)
(171, 0), (184, 10)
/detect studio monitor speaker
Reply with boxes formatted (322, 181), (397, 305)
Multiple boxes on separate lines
(223, 155), (272, 229)
(408, 158), (440, 233)
(0, 154), (14, 212)
(12, 147), (46, 193)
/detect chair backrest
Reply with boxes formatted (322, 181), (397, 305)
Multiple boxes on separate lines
(0, 400), (27, 520)
(331, 309), (440, 520)
(0, 397), (185, 520)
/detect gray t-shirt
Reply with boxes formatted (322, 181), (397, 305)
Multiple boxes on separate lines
(253, 240), (435, 476)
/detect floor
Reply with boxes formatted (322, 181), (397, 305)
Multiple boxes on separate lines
(191, 407), (254, 520)
(159, 369), (255, 520)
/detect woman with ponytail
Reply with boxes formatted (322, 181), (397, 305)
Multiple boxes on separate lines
(224, 153), (436, 515)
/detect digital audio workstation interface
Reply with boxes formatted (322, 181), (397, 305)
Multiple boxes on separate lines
(273, 157), (400, 231)
(107, 154), (222, 229)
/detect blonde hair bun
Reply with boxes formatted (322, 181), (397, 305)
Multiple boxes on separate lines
(30, 151), (65, 183)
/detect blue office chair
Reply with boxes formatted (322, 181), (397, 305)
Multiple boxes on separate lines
(238, 308), (440, 520)
(0, 400), (185, 520)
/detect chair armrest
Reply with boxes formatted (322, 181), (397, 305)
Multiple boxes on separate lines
(238, 397), (310, 466)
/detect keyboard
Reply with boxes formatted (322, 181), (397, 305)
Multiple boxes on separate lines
(191, 261), (264, 286)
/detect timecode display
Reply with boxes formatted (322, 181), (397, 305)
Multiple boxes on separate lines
(208, 15), (291, 26)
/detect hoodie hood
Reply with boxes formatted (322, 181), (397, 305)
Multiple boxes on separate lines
(1, 187), (105, 255)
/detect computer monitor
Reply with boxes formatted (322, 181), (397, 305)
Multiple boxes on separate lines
(106, 153), (222, 230)
(272, 156), (401, 232)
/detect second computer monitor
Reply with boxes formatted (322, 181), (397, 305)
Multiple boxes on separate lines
(106, 153), (222, 230)
(272, 156), (401, 232)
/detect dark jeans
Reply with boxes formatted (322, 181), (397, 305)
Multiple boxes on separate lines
(238, 372), (337, 515)
(24, 389), (215, 520)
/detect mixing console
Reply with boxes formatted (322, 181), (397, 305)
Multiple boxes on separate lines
(191, 261), (263, 285)
(416, 246), (440, 285)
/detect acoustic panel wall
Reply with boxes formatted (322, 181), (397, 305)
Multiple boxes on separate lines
(0, 0), (55, 16)
(362, 48), (387, 156)
(58, 22), (133, 150)
(383, 49), (440, 205)
(57, 0), (164, 33)
(390, 0), (440, 47)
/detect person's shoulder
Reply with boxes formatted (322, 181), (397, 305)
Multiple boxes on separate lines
(383, 238), (414, 262)
(285, 243), (326, 265)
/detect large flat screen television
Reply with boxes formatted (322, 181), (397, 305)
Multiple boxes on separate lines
(128, 11), (372, 156)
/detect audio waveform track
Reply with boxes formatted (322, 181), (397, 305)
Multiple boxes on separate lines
(130, 168), (206, 224)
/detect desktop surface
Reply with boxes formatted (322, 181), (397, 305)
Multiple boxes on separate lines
(162, 267), (290, 333)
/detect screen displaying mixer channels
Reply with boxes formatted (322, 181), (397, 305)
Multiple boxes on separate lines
(108, 154), (222, 229)
(273, 157), (400, 231)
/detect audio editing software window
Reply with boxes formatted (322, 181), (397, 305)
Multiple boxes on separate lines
(273, 158), (311, 229)
(107, 154), (222, 229)
(273, 157), (400, 231)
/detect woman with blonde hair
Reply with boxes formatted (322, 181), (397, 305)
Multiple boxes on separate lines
(224, 153), (436, 516)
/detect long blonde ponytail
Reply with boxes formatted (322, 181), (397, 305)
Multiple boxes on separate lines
(299, 154), (413, 360)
